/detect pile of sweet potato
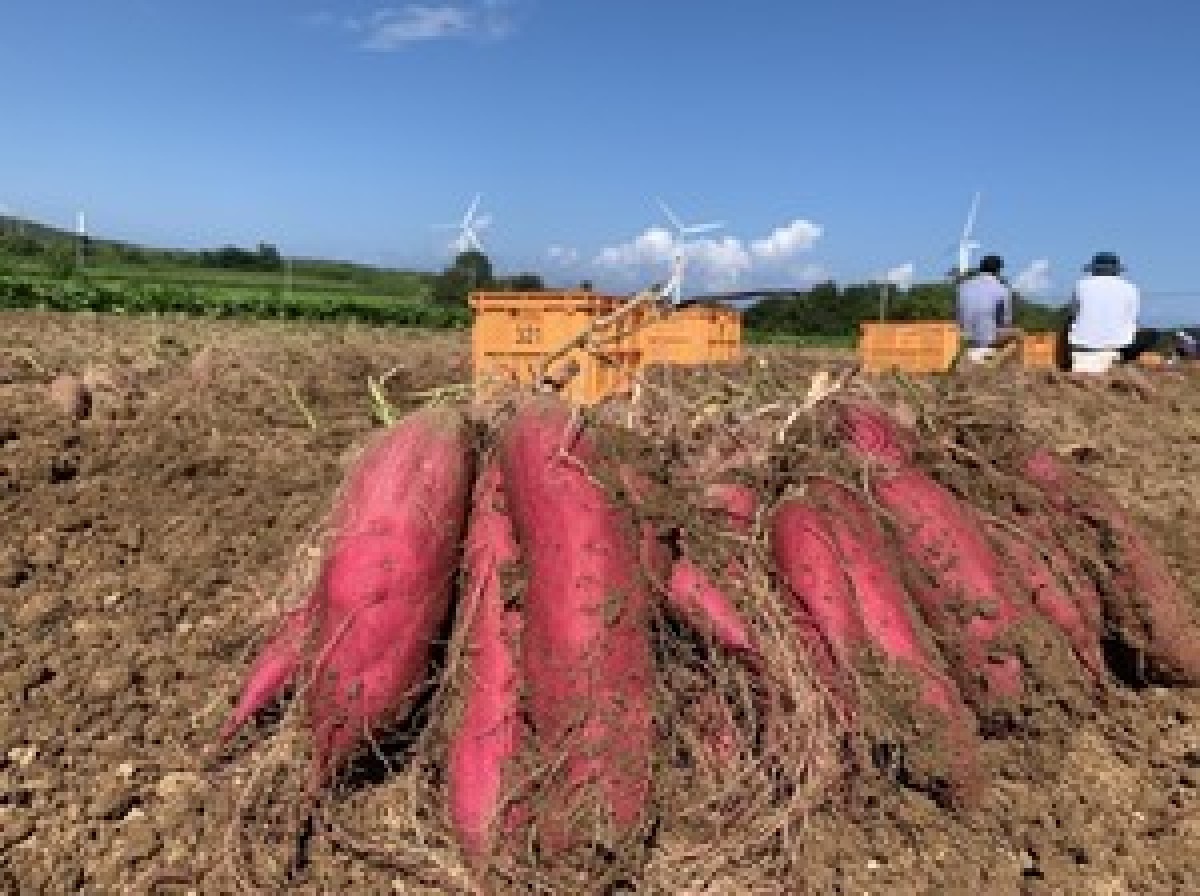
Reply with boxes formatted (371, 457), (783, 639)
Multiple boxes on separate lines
(216, 392), (1200, 868)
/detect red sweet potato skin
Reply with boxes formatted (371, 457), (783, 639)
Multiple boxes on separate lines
(667, 560), (755, 654)
(447, 460), (524, 858)
(499, 397), (653, 844)
(307, 407), (473, 784)
(807, 480), (983, 803)
(219, 407), (464, 748)
(769, 499), (863, 722)
(837, 401), (916, 468)
(665, 483), (758, 656)
(771, 500), (866, 659)
(1023, 450), (1200, 685)
(989, 524), (1106, 682)
(705, 483), (757, 531)
(219, 603), (312, 743)
(1019, 513), (1105, 637)
(837, 401), (1027, 709)
(870, 468), (1027, 709)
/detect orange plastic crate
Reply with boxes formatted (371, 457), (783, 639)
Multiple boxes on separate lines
(469, 290), (648, 405)
(1020, 331), (1061, 370)
(859, 322), (961, 374)
(639, 303), (743, 366)
(1137, 351), (1165, 368)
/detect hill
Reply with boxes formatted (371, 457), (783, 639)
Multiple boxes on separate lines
(0, 213), (428, 285)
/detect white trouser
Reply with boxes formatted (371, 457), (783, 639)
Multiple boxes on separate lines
(965, 347), (994, 363)
(1071, 349), (1120, 374)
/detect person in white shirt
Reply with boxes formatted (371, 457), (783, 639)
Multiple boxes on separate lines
(1065, 252), (1140, 374)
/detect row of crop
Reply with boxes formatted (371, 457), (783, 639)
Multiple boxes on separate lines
(0, 277), (469, 328)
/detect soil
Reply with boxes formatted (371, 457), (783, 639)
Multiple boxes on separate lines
(2, 311), (1197, 895)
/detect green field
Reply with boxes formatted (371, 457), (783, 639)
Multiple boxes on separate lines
(0, 265), (469, 328)
(0, 225), (476, 327)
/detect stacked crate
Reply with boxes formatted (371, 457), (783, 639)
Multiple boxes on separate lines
(469, 291), (743, 405)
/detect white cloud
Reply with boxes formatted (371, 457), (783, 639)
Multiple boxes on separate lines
(337, 2), (518, 50)
(1014, 259), (1052, 295)
(362, 7), (471, 48)
(687, 237), (754, 290)
(594, 216), (823, 294)
(594, 227), (676, 268)
(595, 229), (754, 289)
(750, 219), (823, 261)
(885, 262), (915, 291)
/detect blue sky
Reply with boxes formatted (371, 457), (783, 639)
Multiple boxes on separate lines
(2, 1), (1198, 323)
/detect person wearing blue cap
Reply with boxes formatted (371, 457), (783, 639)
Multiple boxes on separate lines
(1065, 252), (1141, 373)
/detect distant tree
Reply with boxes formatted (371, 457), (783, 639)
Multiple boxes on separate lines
(1, 234), (43, 257)
(431, 250), (495, 306)
(202, 244), (283, 272)
(578, 280), (595, 292)
(431, 267), (470, 306)
(256, 242), (283, 270)
(452, 250), (494, 291)
(116, 243), (146, 265)
(507, 273), (544, 291)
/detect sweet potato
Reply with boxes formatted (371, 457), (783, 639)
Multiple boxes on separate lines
(769, 499), (864, 725)
(447, 460), (524, 858)
(307, 407), (473, 783)
(836, 401), (916, 468)
(1023, 449), (1200, 685)
(869, 468), (1027, 709)
(837, 402), (1031, 705)
(666, 483), (758, 656)
(706, 483), (757, 530)
(218, 406), (473, 787)
(988, 524), (1106, 682)
(807, 480), (983, 803)
(218, 603), (312, 743)
(618, 465), (673, 589)
(219, 408), (458, 742)
(770, 499), (865, 660)
(499, 397), (653, 845)
(1018, 513), (1105, 636)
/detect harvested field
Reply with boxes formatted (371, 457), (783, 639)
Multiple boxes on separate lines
(2, 311), (1198, 895)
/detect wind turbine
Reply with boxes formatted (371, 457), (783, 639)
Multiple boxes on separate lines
(75, 210), (88, 270)
(655, 198), (725, 304)
(955, 191), (982, 277)
(878, 261), (915, 321)
(450, 193), (487, 256)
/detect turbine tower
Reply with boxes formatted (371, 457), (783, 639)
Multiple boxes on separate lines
(76, 210), (87, 270)
(655, 198), (724, 304)
(956, 191), (981, 277)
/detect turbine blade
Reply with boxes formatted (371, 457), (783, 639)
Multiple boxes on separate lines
(656, 197), (684, 233)
(462, 193), (482, 227)
(961, 191), (981, 243)
(684, 221), (725, 236)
